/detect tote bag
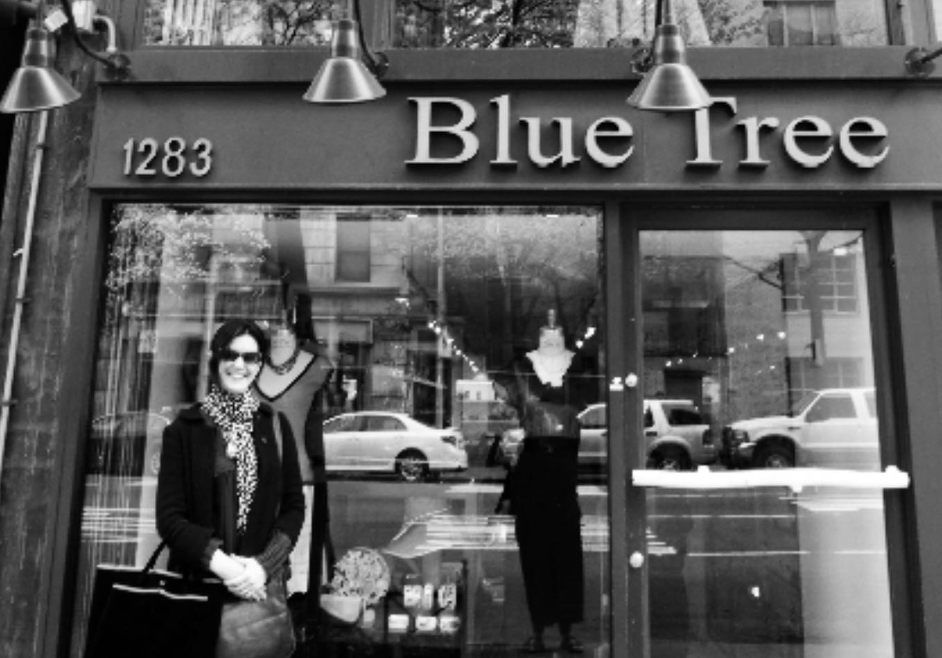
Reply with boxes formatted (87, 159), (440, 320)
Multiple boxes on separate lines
(84, 541), (226, 658)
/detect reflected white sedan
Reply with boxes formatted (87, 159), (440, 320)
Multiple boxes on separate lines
(323, 411), (468, 482)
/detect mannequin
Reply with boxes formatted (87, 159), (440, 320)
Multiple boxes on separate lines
(254, 308), (334, 642)
(526, 309), (575, 388)
(497, 310), (585, 654)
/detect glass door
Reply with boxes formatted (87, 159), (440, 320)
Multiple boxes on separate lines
(631, 209), (907, 658)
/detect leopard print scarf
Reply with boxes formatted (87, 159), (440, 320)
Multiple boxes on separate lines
(203, 385), (260, 534)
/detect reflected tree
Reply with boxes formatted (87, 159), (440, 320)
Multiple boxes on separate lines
(404, 210), (600, 367)
(395, 0), (581, 48)
(142, 0), (887, 47)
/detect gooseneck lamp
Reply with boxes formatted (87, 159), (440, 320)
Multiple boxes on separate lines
(627, 0), (711, 112)
(303, 0), (388, 104)
(1, 0), (80, 113)
(1, 0), (130, 114)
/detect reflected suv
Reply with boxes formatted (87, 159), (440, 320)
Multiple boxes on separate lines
(500, 400), (715, 471)
(721, 387), (879, 469)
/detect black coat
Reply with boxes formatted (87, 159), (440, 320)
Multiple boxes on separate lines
(156, 402), (305, 574)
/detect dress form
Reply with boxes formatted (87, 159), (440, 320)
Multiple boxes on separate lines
(500, 310), (584, 646)
(255, 325), (333, 600)
(526, 310), (575, 388)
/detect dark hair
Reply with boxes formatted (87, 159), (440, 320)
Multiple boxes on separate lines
(208, 319), (269, 381)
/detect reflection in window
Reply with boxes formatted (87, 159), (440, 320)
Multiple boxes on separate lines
(642, 225), (894, 658)
(782, 251), (858, 313)
(765, 0), (835, 46)
(142, 0), (888, 47)
(641, 228), (876, 462)
(69, 204), (607, 658)
(335, 214), (371, 282)
(787, 355), (865, 401)
(806, 393), (856, 420)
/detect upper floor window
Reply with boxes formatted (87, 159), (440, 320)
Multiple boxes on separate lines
(336, 215), (371, 283)
(765, 0), (838, 46)
(143, 0), (889, 47)
(781, 251), (859, 313)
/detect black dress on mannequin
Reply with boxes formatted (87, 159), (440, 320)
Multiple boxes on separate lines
(498, 340), (586, 653)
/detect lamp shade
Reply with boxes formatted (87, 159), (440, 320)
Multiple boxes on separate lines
(303, 19), (385, 104)
(1, 27), (80, 114)
(627, 23), (711, 112)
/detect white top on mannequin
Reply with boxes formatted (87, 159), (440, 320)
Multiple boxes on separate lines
(526, 319), (574, 388)
(256, 325), (315, 397)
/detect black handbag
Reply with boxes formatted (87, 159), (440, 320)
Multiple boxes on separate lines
(214, 412), (296, 658)
(84, 541), (227, 658)
(217, 566), (296, 658)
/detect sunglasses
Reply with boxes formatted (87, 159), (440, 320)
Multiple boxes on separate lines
(219, 349), (263, 365)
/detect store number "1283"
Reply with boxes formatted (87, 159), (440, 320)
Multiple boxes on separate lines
(123, 137), (213, 178)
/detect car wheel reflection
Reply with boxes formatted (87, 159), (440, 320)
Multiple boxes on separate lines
(395, 450), (430, 482)
(649, 446), (690, 471)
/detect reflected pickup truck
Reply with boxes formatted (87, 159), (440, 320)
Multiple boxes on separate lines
(720, 387), (880, 469)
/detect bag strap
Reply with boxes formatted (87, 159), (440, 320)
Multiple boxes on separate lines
(142, 540), (167, 574)
(273, 413), (284, 522)
(273, 412), (283, 464)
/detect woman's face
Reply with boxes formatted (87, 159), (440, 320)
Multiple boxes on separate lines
(217, 333), (262, 395)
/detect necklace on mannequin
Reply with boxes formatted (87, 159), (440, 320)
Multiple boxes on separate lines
(266, 345), (301, 375)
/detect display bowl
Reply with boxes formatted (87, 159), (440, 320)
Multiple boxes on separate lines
(320, 593), (363, 624)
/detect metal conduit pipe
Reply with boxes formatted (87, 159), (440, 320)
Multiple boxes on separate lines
(0, 109), (49, 493)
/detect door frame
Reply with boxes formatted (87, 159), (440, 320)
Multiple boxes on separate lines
(608, 200), (915, 658)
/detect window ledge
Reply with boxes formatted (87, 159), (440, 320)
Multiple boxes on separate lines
(114, 46), (928, 86)
(632, 465), (910, 492)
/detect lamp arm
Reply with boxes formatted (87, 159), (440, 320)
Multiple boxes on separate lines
(632, 0), (667, 75)
(353, 0), (388, 77)
(59, 0), (128, 73)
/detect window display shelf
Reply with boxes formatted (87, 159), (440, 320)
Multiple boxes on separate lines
(632, 466), (910, 492)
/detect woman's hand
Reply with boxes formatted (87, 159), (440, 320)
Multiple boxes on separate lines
(226, 556), (267, 601)
(210, 550), (266, 601)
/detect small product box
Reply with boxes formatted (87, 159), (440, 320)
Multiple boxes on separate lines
(415, 615), (438, 632)
(388, 613), (410, 633)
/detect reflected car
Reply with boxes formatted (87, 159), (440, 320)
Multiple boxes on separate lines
(87, 411), (170, 477)
(499, 400), (715, 471)
(323, 411), (468, 482)
(721, 387), (879, 469)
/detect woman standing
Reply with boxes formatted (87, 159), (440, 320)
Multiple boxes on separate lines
(156, 318), (305, 606)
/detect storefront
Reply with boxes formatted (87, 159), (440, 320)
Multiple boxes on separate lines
(5, 2), (942, 658)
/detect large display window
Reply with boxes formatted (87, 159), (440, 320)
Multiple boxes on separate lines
(70, 204), (609, 657)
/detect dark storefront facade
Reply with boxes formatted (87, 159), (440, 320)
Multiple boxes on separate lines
(3, 2), (942, 658)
